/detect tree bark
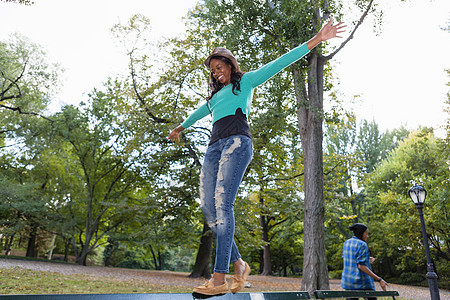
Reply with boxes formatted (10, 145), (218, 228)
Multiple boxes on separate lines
(260, 214), (273, 275)
(104, 238), (114, 267)
(5, 234), (15, 256)
(292, 0), (373, 292)
(76, 231), (92, 266)
(294, 49), (330, 294)
(259, 250), (264, 274)
(64, 239), (70, 262)
(76, 249), (88, 265)
(158, 249), (162, 270)
(259, 193), (272, 275)
(46, 234), (56, 260)
(189, 221), (213, 279)
(26, 223), (38, 258)
(76, 227), (92, 265)
(149, 244), (161, 270)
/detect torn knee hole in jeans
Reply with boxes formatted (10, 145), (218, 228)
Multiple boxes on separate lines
(218, 137), (242, 170)
(215, 185), (225, 224)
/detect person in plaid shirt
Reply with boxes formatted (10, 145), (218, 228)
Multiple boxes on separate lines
(341, 223), (388, 300)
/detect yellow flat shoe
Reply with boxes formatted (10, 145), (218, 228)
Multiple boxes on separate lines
(193, 281), (228, 296)
(230, 261), (251, 293)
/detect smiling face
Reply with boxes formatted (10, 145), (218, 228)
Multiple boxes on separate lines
(210, 58), (232, 86)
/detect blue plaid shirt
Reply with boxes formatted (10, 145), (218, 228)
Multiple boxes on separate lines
(341, 237), (375, 290)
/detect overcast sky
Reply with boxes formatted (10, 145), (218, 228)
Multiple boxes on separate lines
(0, 0), (449, 136)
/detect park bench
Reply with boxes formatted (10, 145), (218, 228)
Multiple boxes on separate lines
(0, 291), (311, 300)
(314, 290), (399, 299)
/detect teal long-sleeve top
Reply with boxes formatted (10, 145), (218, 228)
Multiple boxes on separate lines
(181, 42), (310, 129)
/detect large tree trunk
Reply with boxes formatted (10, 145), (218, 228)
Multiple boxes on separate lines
(149, 244), (162, 270)
(104, 238), (114, 267)
(259, 193), (272, 275)
(260, 214), (272, 275)
(294, 49), (330, 294)
(300, 127), (329, 293)
(76, 230), (92, 265)
(291, 0), (373, 292)
(64, 239), (70, 262)
(45, 234), (56, 260)
(189, 221), (213, 279)
(76, 249), (88, 265)
(26, 223), (38, 258)
(4, 233), (15, 256)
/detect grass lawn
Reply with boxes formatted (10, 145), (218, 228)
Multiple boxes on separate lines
(0, 267), (191, 294)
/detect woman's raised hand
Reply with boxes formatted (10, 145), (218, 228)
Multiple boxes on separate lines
(318, 18), (346, 42)
(306, 18), (346, 50)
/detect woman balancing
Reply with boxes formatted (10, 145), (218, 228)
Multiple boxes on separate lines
(168, 19), (346, 297)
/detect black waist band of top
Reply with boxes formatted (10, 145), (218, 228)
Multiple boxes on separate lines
(209, 108), (252, 146)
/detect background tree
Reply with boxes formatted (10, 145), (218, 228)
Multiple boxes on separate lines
(0, 34), (60, 257)
(110, 14), (211, 275)
(364, 128), (449, 288)
(49, 86), (143, 265)
(322, 113), (410, 274)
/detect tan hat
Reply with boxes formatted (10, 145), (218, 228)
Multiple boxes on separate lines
(204, 47), (240, 72)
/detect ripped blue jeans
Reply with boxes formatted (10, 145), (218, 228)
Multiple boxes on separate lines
(200, 135), (253, 273)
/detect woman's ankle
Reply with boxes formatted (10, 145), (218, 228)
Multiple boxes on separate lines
(211, 273), (226, 285)
(233, 259), (246, 275)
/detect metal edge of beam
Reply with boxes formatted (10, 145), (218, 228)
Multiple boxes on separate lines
(0, 291), (312, 300)
(314, 290), (400, 298)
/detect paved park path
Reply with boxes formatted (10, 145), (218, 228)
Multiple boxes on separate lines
(1, 258), (449, 300)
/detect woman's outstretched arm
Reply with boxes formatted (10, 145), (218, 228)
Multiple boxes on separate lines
(246, 18), (346, 87)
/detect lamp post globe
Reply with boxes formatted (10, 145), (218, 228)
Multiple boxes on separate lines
(408, 184), (427, 206)
(408, 184), (440, 300)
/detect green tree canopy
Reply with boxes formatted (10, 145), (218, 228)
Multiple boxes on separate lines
(365, 128), (449, 284)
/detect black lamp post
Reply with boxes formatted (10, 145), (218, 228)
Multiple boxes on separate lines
(408, 184), (440, 300)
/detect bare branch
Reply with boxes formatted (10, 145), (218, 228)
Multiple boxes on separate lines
(0, 58), (53, 122)
(324, 161), (345, 176)
(181, 134), (202, 169)
(0, 93), (22, 101)
(0, 141), (23, 149)
(0, 56), (29, 102)
(0, 104), (54, 122)
(185, 81), (205, 98)
(129, 56), (168, 124)
(269, 218), (288, 231)
(174, 69), (199, 110)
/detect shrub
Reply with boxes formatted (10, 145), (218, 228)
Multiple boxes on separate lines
(329, 270), (342, 279)
(399, 272), (424, 284)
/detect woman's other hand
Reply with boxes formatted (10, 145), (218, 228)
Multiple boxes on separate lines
(168, 125), (184, 142)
